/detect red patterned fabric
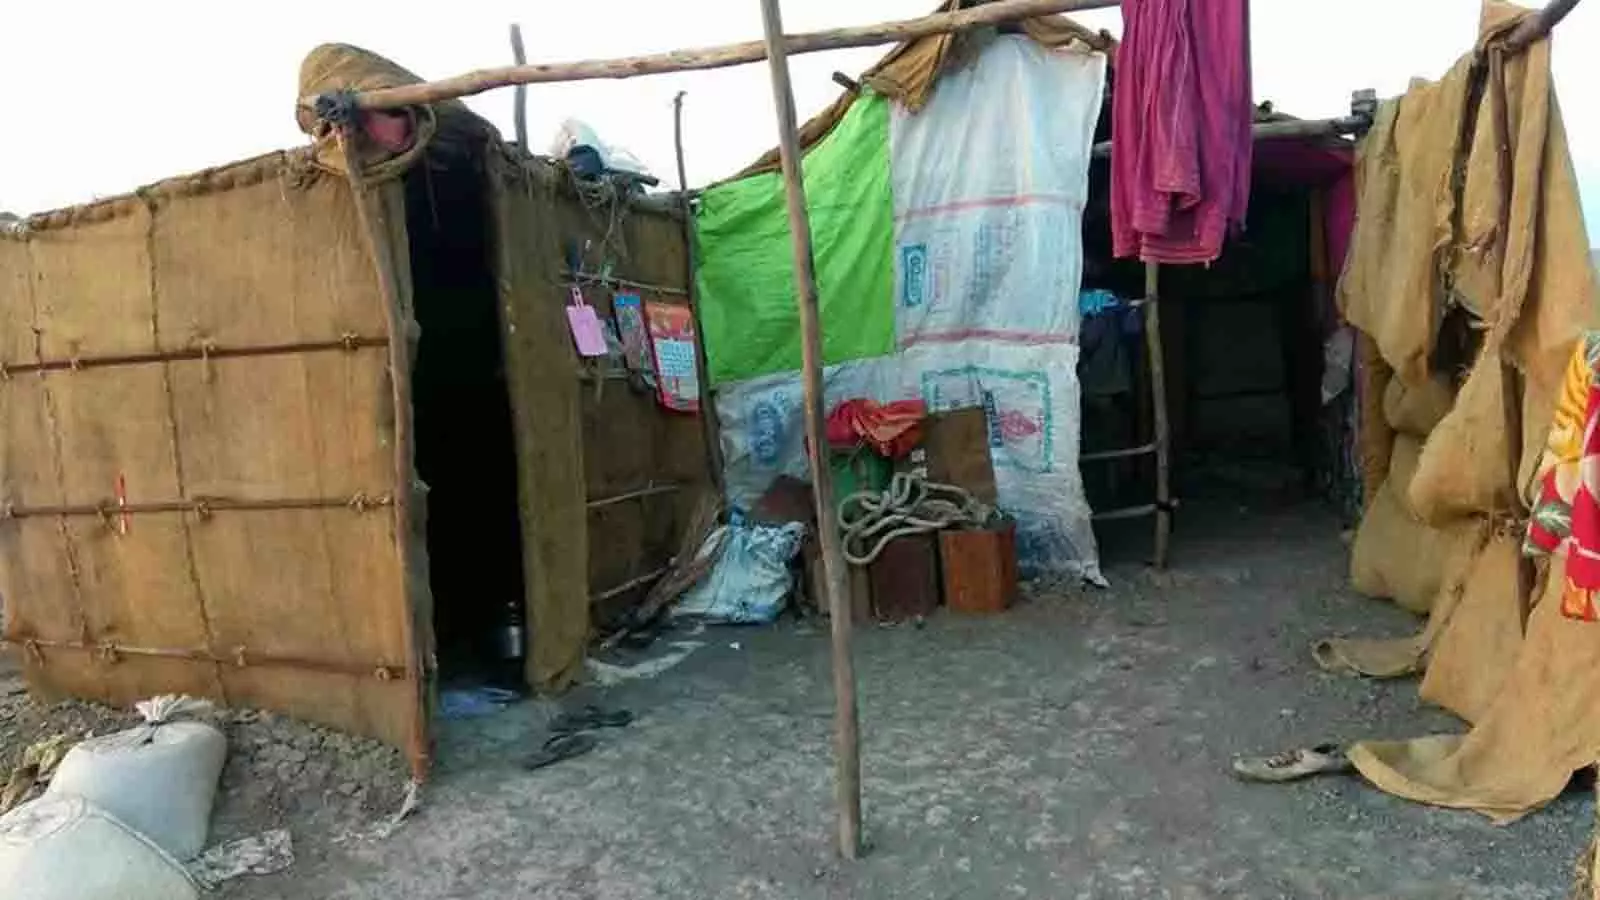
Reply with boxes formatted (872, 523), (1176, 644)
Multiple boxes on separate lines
(826, 399), (927, 459)
(1524, 332), (1600, 621)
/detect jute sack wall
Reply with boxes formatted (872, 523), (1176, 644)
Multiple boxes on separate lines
(1350, 437), (1477, 615)
(1349, 552), (1600, 823)
(1357, 334), (1396, 507)
(1389, 433), (1425, 517)
(1407, 351), (1516, 524)
(1314, 519), (1484, 678)
(1382, 372), (1455, 438)
(1417, 529), (1527, 724)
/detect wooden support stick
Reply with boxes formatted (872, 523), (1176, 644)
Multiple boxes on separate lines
(1144, 262), (1172, 569)
(338, 126), (431, 783)
(674, 91), (726, 492)
(758, 0), (862, 861)
(509, 24), (529, 150)
(305, 0), (1120, 112)
(1505, 0), (1583, 53)
(1091, 113), (1371, 159)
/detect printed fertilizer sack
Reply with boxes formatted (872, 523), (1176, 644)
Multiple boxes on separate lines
(716, 343), (1103, 584)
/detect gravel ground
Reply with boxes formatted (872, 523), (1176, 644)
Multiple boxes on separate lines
(1, 496), (1591, 898)
(0, 656), (410, 879)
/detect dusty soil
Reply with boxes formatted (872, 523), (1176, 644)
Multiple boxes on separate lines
(1, 498), (1591, 898)
(0, 657), (410, 871)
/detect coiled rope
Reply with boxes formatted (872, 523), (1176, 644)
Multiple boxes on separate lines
(837, 472), (992, 566)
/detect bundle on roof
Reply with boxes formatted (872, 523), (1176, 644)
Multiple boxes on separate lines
(295, 43), (498, 178)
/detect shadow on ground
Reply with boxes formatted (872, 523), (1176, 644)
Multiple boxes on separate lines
(227, 502), (1590, 899)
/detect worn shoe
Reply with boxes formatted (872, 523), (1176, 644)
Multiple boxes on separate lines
(1231, 743), (1353, 783)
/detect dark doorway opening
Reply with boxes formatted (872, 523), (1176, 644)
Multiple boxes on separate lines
(403, 154), (527, 688)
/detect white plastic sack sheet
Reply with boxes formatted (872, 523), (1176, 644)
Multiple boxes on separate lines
(0, 794), (198, 900)
(715, 36), (1107, 584)
(672, 522), (807, 624)
(47, 695), (226, 860)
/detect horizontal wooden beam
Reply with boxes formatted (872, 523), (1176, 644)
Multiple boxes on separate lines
(1091, 113), (1370, 159)
(305, 0), (1120, 112)
(0, 335), (388, 378)
(1080, 441), (1157, 463)
(1, 493), (393, 521)
(592, 565), (671, 603)
(586, 482), (683, 509)
(562, 269), (688, 297)
(5, 635), (408, 681)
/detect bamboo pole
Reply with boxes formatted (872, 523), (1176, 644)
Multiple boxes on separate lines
(509, 24), (529, 150)
(758, 0), (862, 861)
(303, 0), (1120, 112)
(1144, 262), (1172, 569)
(673, 91), (726, 493)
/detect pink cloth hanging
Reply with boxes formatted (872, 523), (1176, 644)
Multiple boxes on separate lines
(1111, 0), (1254, 265)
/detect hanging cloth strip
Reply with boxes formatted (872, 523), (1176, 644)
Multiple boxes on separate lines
(1110, 0), (1254, 264)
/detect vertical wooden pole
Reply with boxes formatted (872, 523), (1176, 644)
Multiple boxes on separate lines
(337, 126), (431, 782)
(509, 24), (529, 151)
(1144, 262), (1172, 569)
(673, 91), (726, 492)
(757, 0), (862, 860)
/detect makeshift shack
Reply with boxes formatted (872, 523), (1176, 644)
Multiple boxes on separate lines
(0, 45), (712, 776)
(1079, 115), (1361, 531)
(696, 16), (1116, 584)
(693, 4), (1363, 577)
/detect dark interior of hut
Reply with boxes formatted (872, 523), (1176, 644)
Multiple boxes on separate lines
(1079, 147), (1356, 565)
(402, 154), (528, 689)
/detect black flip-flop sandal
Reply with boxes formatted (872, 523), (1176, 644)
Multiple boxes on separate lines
(549, 705), (634, 735)
(524, 732), (597, 771)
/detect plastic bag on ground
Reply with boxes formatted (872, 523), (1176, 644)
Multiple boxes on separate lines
(0, 794), (198, 900)
(671, 522), (806, 624)
(46, 695), (226, 860)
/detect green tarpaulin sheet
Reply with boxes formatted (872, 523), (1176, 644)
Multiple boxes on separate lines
(694, 93), (895, 385)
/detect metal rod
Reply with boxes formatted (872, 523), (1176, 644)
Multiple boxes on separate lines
(1144, 262), (1172, 569)
(338, 126), (431, 782)
(759, 0), (862, 861)
(0, 336), (387, 377)
(591, 565), (671, 602)
(1, 493), (392, 521)
(585, 483), (681, 509)
(673, 91), (727, 493)
(305, 0), (1120, 112)
(561, 269), (689, 297)
(1080, 442), (1158, 463)
(509, 24), (529, 151)
(4, 636), (407, 680)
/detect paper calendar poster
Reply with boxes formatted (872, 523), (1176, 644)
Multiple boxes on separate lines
(646, 301), (700, 413)
(612, 293), (656, 385)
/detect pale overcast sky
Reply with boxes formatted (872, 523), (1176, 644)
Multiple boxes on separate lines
(2, 0), (1596, 240)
